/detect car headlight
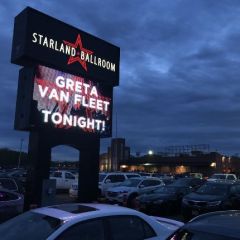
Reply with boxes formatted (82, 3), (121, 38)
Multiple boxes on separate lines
(208, 200), (222, 206)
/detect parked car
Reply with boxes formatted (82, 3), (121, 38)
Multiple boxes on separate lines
(69, 172), (141, 198)
(181, 181), (240, 220)
(0, 188), (24, 223)
(106, 177), (164, 207)
(0, 203), (184, 240)
(138, 185), (191, 215)
(167, 210), (240, 240)
(99, 172), (142, 196)
(50, 170), (76, 190)
(207, 173), (237, 182)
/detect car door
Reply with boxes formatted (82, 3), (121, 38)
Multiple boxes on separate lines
(51, 172), (63, 189)
(64, 172), (76, 189)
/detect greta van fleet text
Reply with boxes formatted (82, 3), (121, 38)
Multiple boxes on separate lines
(36, 76), (110, 132)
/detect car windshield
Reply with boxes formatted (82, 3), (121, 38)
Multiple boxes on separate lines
(196, 184), (229, 195)
(154, 186), (177, 194)
(172, 178), (192, 186)
(0, 211), (62, 240)
(99, 174), (107, 182)
(120, 178), (142, 187)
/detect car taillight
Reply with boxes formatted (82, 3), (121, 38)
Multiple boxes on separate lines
(0, 192), (7, 200)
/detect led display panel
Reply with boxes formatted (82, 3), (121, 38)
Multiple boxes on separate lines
(17, 65), (113, 137)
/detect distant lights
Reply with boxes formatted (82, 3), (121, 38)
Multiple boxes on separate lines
(144, 163), (152, 166)
(120, 165), (128, 169)
(210, 162), (216, 167)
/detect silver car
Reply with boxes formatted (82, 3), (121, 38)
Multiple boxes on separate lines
(106, 177), (164, 208)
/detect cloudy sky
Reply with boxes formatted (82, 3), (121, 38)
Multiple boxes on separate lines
(1, 0), (240, 160)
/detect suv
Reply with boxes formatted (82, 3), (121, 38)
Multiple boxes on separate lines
(99, 172), (141, 196)
(69, 172), (141, 198)
(167, 210), (240, 240)
(106, 177), (164, 207)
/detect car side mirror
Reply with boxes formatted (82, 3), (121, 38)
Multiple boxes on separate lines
(139, 184), (145, 188)
(105, 179), (111, 183)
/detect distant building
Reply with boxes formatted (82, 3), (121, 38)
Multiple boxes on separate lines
(119, 151), (233, 177)
(99, 138), (130, 171)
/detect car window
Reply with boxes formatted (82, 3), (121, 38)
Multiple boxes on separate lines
(105, 175), (125, 183)
(65, 173), (75, 179)
(0, 179), (18, 191)
(56, 219), (105, 240)
(191, 178), (202, 186)
(53, 172), (62, 178)
(126, 174), (140, 179)
(227, 175), (235, 180)
(107, 215), (156, 240)
(142, 179), (160, 187)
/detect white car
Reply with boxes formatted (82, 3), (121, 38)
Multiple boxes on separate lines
(106, 177), (165, 207)
(50, 170), (76, 190)
(0, 203), (183, 240)
(69, 172), (141, 198)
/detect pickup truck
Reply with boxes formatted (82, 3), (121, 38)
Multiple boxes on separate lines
(50, 170), (76, 190)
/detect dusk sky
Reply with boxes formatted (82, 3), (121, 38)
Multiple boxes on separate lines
(1, 0), (240, 160)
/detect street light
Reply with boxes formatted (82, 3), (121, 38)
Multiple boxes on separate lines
(148, 150), (154, 155)
(18, 138), (24, 169)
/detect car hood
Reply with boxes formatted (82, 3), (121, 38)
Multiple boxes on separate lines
(184, 192), (226, 201)
(108, 186), (136, 192)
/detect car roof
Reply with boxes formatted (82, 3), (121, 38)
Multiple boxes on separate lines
(185, 211), (240, 238)
(32, 203), (142, 221)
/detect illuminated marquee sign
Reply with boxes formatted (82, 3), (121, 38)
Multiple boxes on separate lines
(11, 7), (120, 86)
(15, 65), (113, 137)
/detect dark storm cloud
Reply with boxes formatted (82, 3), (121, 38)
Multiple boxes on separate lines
(1, 0), (240, 159)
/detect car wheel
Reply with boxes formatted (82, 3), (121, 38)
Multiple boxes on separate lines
(127, 193), (139, 209)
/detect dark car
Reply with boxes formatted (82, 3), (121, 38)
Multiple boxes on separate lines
(0, 188), (24, 223)
(167, 210), (240, 240)
(181, 182), (240, 220)
(171, 177), (205, 190)
(138, 185), (191, 215)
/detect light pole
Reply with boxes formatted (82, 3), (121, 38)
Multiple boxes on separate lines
(17, 138), (24, 169)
